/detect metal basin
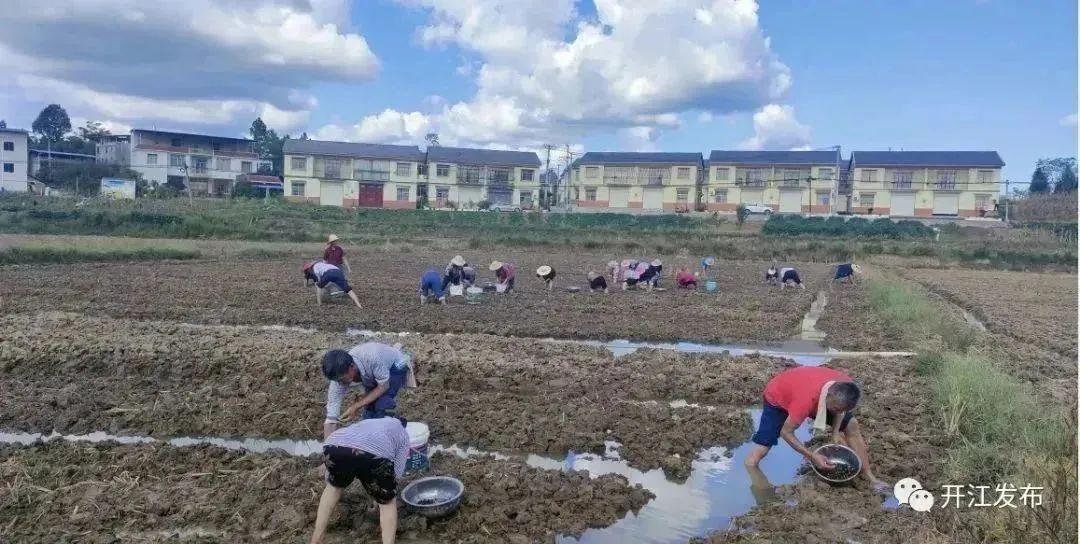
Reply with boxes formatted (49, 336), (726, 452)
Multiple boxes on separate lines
(401, 476), (465, 518)
(811, 444), (861, 484)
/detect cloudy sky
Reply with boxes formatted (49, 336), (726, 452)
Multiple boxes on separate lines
(0, 0), (1075, 181)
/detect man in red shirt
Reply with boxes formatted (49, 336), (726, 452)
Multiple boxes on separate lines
(324, 234), (351, 274)
(745, 365), (884, 488)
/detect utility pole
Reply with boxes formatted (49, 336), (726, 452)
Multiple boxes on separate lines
(543, 144), (554, 210)
(564, 144), (577, 212)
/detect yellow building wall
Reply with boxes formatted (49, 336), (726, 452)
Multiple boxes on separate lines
(852, 166), (1001, 217)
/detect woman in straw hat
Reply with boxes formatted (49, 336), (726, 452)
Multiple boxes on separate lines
(536, 265), (557, 290)
(442, 255), (469, 291)
(489, 260), (516, 293)
(323, 234), (351, 274)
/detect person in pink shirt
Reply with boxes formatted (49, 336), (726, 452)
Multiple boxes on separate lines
(676, 267), (698, 289)
(745, 366), (885, 488)
(488, 261), (516, 292)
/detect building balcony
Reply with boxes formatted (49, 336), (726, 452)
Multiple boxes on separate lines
(356, 169), (390, 182)
(891, 181), (914, 190)
(933, 181), (958, 190)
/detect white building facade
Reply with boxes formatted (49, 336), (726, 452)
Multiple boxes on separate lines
(0, 128), (29, 193)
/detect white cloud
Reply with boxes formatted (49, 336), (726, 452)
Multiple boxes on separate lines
(738, 104), (811, 150)
(1060, 113), (1078, 127)
(0, 0), (374, 134)
(328, 0), (797, 149)
(618, 126), (661, 151)
(69, 117), (134, 136)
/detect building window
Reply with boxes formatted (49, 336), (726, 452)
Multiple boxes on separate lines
(585, 187), (597, 201)
(396, 162), (411, 176)
(435, 187), (449, 201)
(2, 141), (13, 151)
(715, 167), (729, 181)
(192, 156), (208, 173)
(860, 192), (875, 209)
(396, 186), (410, 201)
(816, 191), (830, 206)
(892, 171), (913, 188)
(147, 153), (158, 166)
(975, 193), (992, 210)
(977, 170), (993, 184)
(818, 168), (834, 180)
(677, 167), (691, 180)
(290, 181), (305, 197)
(216, 157), (231, 171)
(291, 157), (307, 171)
(241, 161), (253, 174)
(324, 158), (343, 179)
(936, 170), (957, 189)
(169, 154), (185, 168)
(713, 189), (728, 204)
(520, 191), (532, 205)
(745, 168), (767, 186)
(521, 169), (534, 182)
(861, 169), (878, 183)
(436, 164), (450, 177)
(2, 163), (13, 173)
(585, 166), (599, 179)
(676, 188), (690, 204)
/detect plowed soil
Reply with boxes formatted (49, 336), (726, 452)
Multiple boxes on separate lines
(0, 442), (651, 543)
(0, 312), (793, 478)
(0, 251), (828, 343)
(816, 282), (904, 351)
(695, 355), (949, 544)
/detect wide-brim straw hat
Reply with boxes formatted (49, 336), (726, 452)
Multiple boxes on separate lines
(489, 261), (503, 271)
(852, 264), (863, 273)
(327, 234), (340, 243)
(651, 259), (662, 267)
(704, 257), (716, 266)
(451, 255), (466, 267)
(537, 265), (552, 276)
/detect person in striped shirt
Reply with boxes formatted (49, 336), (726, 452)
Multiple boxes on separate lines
(309, 416), (410, 544)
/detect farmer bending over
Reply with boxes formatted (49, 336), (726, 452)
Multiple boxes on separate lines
(536, 265), (556, 290)
(322, 342), (414, 440)
(833, 263), (862, 284)
(418, 267), (446, 305)
(745, 366), (885, 489)
(676, 267), (698, 289)
(489, 261), (516, 292)
(778, 267), (805, 290)
(305, 261), (362, 308)
(587, 271), (608, 293)
(638, 259), (663, 290)
(309, 416), (409, 544)
(442, 255), (469, 290)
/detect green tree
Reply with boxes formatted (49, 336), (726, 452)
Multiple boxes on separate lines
(36, 162), (144, 196)
(249, 117), (287, 176)
(425, 132), (440, 147)
(1030, 167), (1050, 194)
(31, 104), (72, 143)
(0, 120), (6, 128)
(299, 132), (310, 140)
(77, 120), (111, 140)
(1054, 165), (1078, 193)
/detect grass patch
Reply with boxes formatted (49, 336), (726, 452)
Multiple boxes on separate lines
(0, 245), (200, 265)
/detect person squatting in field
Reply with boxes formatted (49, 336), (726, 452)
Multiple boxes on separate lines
(321, 342), (416, 439)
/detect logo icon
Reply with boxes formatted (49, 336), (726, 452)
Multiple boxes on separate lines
(894, 477), (935, 512)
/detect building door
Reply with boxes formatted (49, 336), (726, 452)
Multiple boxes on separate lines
(891, 193), (916, 216)
(643, 187), (663, 209)
(779, 189), (803, 213)
(488, 189), (512, 205)
(357, 183), (383, 208)
(933, 193), (959, 216)
(609, 187), (629, 208)
(320, 181), (344, 207)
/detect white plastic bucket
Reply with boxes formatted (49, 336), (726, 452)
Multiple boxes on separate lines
(495, 283), (507, 293)
(405, 422), (430, 473)
(466, 286), (483, 304)
(448, 285), (464, 297)
(705, 280), (718, 292)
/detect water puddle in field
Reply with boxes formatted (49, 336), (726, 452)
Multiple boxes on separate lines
(1, 412), (809, 544)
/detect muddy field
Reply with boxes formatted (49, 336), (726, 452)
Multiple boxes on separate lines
(0, 250), (831, 343)
(816, 282), (904, 351)
(0, 442), (651, 543)
(0, 312), (793, 478)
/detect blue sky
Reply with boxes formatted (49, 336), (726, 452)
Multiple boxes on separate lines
(1, 0), (1075, 183)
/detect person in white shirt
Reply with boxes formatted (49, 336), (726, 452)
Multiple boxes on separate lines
(303, 260), (362, 308)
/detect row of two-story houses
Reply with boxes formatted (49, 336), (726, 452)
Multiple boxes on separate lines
(570, 149), (1005, 217)
(281, 140), (542, 209)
